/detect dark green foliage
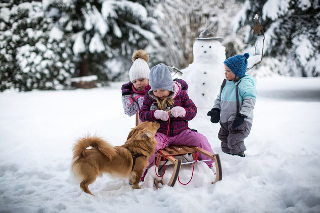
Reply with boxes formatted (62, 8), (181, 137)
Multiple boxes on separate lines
(235, 0), (320, 76)
(46, 0), (157, 82)
(0, 0), (75, 91)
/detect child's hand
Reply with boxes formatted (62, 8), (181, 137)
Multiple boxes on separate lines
(121, 81), (133, 96)
(171, 106), (186, 118)
(154, 110), (169, 121)
(207, 108), (220, 123)
(232, 114), (247, 129)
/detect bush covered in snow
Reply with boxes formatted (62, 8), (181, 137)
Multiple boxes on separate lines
(0, 1), (75, 91)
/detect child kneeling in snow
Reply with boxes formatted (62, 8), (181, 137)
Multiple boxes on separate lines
(207, 53), (257, 157)
(140, 63), (215, 177)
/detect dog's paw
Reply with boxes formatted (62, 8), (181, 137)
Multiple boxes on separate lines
(154, 179), (164, 189)
(132, 184), (140, 189)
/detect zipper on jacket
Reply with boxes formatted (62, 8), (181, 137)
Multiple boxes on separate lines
(170, 120), (174, 137)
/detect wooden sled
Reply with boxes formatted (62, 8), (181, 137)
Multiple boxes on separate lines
(154, 146), (222, 188)
(134, 113), (222, 188)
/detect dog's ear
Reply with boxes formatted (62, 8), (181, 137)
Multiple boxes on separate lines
(127, 127), (139, 140)
(138, 130), (152, 139)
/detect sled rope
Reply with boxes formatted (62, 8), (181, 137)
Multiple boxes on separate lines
(155, 115), (198, 185)
(178, 153), (198, 185)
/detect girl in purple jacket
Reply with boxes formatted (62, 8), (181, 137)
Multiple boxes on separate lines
(140, 63), (215, 173)
(121, 50), (151, 118)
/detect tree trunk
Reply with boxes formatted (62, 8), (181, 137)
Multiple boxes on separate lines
(79, 55), (88, 77)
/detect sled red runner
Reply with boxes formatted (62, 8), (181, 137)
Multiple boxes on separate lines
(154, 145), (222, 188)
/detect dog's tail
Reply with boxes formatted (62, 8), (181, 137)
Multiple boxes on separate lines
(72, 136), (116, 161)
(71, 136), (117, 187)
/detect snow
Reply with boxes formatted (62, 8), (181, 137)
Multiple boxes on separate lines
(92, 6), (109, 36)
(113, 22), (122, 38)
(0, 7), (10, 22)
(293, 35), (313, 67)
(298, 0), (311, 10)
(247, 55), (262, 69)
(1, 77), (320, 212)
(84, 6), (109, 35)
(73, 31), (86, 55)
(126, 22), (155, 41)
(113, 1), (148, 21)
(231, 0), (250, 33)
(49, 26), (63, 41)
(262, 0), (290, 21)
(89, 33), (105, 53)
(101, 1), (118, 19)
(71, 75), (98, 82)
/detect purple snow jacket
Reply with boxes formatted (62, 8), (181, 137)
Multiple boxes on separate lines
(139, 81), (197, 137)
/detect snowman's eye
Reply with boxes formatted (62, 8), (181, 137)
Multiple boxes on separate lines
(209, 46), (212, 48)
(202, 46), (203, 47)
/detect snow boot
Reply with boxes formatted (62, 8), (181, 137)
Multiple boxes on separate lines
(234, 152), (245, 157)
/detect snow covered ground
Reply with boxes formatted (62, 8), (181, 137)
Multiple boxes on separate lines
(1, 77), (320, 213)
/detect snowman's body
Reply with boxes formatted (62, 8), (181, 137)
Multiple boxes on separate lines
(182, 39), (226, 109)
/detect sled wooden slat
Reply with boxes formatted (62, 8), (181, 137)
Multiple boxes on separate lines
(155, 146), (222, 188)
(171, 146), (183, 154)
(164, 147), (175, 154)
(182, 146), (195, 153)
(159, 150), (176, 164)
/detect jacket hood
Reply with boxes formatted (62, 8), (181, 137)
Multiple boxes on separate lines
(237, 74), (256, 86)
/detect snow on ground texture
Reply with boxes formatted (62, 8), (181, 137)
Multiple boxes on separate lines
(0, 77), (320, 213)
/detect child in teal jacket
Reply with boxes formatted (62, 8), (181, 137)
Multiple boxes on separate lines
(207, 53), (257, 157)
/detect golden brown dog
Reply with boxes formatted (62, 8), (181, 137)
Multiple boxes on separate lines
(71, 121), (160, 195)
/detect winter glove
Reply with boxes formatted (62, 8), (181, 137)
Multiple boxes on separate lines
(207, 108), (220, 123)
(171, 106), (186, 118)
(173, 78), (188, 91)
(121, 81), (133, 96)
(232, 114), (247, 129)
(154, 110), (169, 121)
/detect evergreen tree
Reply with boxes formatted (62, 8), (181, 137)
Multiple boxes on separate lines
(0, 0), (75, 91)
(46, 0), (159, 82)
(233, 0), (320, 77)
(151, 0), (242, 69)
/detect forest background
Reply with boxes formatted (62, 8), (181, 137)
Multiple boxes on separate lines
(0, 0), (319, 92)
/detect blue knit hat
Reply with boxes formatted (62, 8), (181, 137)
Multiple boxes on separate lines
(224, 53), (250, 78)
(148, 63), (174, 96)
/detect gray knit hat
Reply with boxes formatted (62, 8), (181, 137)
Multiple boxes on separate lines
(148, 63), (174, 96)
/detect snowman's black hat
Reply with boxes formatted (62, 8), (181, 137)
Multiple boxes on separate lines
(196, 29), (223, 42)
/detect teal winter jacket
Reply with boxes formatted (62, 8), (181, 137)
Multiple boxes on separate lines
(213, 75), (257, 124)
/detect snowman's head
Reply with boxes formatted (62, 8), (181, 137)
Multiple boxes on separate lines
(193, 40), (226, 65)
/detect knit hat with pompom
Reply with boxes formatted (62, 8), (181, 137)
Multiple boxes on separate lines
(129, 50), (150, 82)
(224, 53), (250, 78)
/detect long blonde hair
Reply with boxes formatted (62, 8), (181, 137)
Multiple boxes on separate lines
(155, 96), (174, 111)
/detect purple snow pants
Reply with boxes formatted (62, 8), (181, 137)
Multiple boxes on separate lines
(148, 129), (214, 169)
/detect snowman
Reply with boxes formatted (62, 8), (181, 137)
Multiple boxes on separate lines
(182, 29), (226, 110)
